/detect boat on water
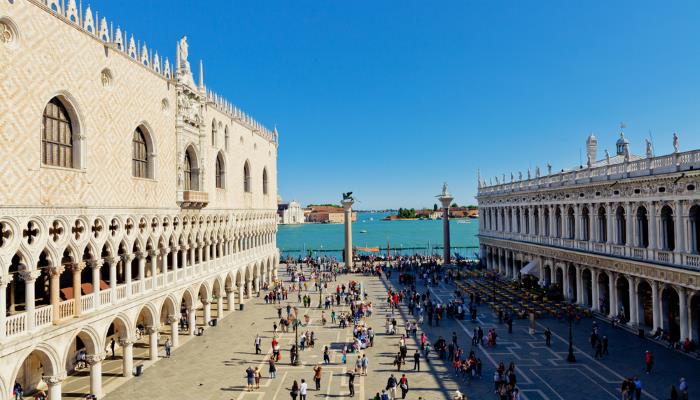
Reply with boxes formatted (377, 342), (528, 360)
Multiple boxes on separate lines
(360, 230), (368, 233)
(457, 220), (470, 224)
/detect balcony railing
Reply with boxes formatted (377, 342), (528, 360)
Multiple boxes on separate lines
(180, 190), (209, 209)
(3, 248), (275, 340)
(480, 230), (700, 271)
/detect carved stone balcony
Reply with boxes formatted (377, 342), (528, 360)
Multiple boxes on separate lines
(180, 190), (209, 209)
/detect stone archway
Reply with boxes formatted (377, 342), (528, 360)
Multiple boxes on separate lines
(103, 314), (132, 377)
(597, 272), (610, 315)
(13, 346), (60, 399)
(62, 327), (102, 399)
(616, 275), (630, 322)
(135, 303), (160, 362)
(661, 286), (681, 342)
(581, 268), (593, 307)
(636, 280), (654, 329)
(160, 295), (179, 348)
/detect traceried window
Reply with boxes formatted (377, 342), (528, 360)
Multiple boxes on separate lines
(262, 168), (268, 195)
(42, 98), (74, 168)
(132, 127), (148, 178)
(184, 151), (193, 190)
(243, 162), (251, 193)
(215, 153), (225, 189)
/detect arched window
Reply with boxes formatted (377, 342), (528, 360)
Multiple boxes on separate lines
(690, 205), (700, 254)
(555, 207), (562, 238)
(533, 208), (539, 236)
(581, 206), (590, 241)
(524, 208), (529, 234)
(597, 206), (607, 243)
(636, 206), (649, 248)
(660, 205), (675, 251)
(616, 206), (627, 245)
(42, 98), (75, 168)
(132, 127), (148, 178)
(262, 168), (268, 195)
(215, 152), (225, 189)
(243, 161), (251, 193)
(566, 207), (576, 239)
(184, 152), (193, 190)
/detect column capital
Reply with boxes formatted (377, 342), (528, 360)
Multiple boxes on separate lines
(161, 247), (171, 255)
(148, 249), (159, 257)
(86, 353), (106, 365)
(20, 269), (42, 282)
(42, 372), (67, 385)
(145, 325), (159, 335)
(167, 314), (178, 324)
(121, 254), (135, 263)
(48, 265), (65, 277)
(69, 261), (86, 273)
(88, 259), (104, 269)
(135, 251), (146, 260)
(0, 274), (13, 287)
(172, 245), (181, 252)
(119, 337), (136, 346)
(104, 256), (119, 265)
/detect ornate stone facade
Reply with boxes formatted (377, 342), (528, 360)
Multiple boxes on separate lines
(0, 1), (279, 398)
(478, 133), (700, 346)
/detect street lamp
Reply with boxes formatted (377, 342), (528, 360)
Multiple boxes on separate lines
(566, 304), (576, 363)
(318, 264), (323, 309)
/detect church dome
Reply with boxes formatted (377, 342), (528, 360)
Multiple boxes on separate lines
(616, 132), (630, 155)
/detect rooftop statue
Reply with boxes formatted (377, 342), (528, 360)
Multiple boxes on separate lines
(673, 132), (679, 153)
(535, 166), (541, 178)
(605, 149), (610, 164)
(179, 36), (191, 73)
(342, 192), (354, 201)
(546, 163), (552, 175)
(518, 171), (523, 180)
(441, 182), (451, 197)
(645, 139), (654, 158)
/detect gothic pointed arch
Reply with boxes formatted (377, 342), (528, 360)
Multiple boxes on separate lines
(41, 94), (84, 169)
(183, 145), (200, 191)
(243, 160), (251, 193)
(215, 151), (225, 189)
(132, 123), (156, 179)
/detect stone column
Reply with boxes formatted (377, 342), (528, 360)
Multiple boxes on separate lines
(679, 287), (688, 341)
(180, 246), (188, 269)
(189, 246), (195, 267)
(592, 269), (600, 311)
(227, 289), (235, 311)
(217, 295), (224, 318)
(649, 202), (658, 250)
(608, 272), (617, 318)
(203, 242), (210, 262)
(120, 337), (134, 377)
(575, 265), (583, 304)
(43, 373), (66, 400)
(123, 254), (134, 297)
(70, 262), (85, 316)
(86, 353), (104, 398)
(0, 275), (9, 339)
(562, 265), (571, 301)
(254, 277), (260, 294)
(161, 248), (171, 280)
(628, 276), (638, 326)
(245, 280), (252, 299)
(149, 250), (158, 287)
(203, 299), (211, 325)
(188, 307), (197, 335)
(147, 326), (159, 361)
(21, 270), (40, 330)
(137, 252), (146, 292)
(438, 186), (454, 265)
(625, 203), (634, 248)
(168, 315), (179, 347)
(50, 266), (64, 323)
(197, 245), (203, 266)
(675, 200), (686, 254)
(606, 204), (614, 245)
(341, 198), (355, 268)
(239, 284), (245, 305)
(651, 280), (660, 331)
(90, 259), (103, 305)
(108, 257), (117, 304)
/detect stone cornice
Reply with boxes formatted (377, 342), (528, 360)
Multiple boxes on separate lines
(480, 236), (700, 290)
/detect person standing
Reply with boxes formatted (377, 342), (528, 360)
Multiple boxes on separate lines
(544, 327), (552, 347)
(413, 350), (420, 371)
(602, 335), (609, 356)
(347, 370), (356, 397)
(110, 338), (116, 358)
(300, 379), (308, 400)
(164, 338), (172, 358)
(245, 366), (255, 392)
(386, 374), (398, 400)
(290, 379), (300, 399)
(594, 340), (603, 359)
(633, 376), (642, 400)
(255, 334), (262, 354)
(678, 377), (688, 400)
(269, 355), (277, 378)
(323, 346), (330, 364)
(313, 364), (323, 390)
(361, 354), (369, 376)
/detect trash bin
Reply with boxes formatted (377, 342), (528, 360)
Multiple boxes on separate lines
(134, 364), (144, 376)
(638, 328), (645, 338)
(239, 304), (245, 311)
(198, 327), (204, 336)
(210, 318), (218, 327)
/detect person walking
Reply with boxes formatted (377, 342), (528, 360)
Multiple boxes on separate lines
(110, 338), (116, 358)
(255, 334), (262, 354)
(386, 374), (398, 400)
(164, 338), (172, 358)
(399, 374), (409, 399)
(245, 366), (255, 392)
(413, 350), (420, 371)
(323, 346), (330, 364)
(361, 354), (369, 375)
(313, 364), (323, 390)
(594, 340), (603, 359)
(347, 370), (356, 397)
(644, 350), (653, 374)
(254, 366), (262, 389)
(678, 377), (688, 400)
(290, 380), (300, 399)
(633, 376), (642, 400)
(544, 327), (552, 347)
(602, 335), (609, 356)
(300, 379), (308, 400)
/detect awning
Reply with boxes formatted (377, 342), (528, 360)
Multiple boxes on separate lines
(520, 259), (540, 278)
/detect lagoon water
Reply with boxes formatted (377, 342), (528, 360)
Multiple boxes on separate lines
(277, 211), (480, 258)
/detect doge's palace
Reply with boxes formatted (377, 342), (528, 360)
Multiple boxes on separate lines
(478, 131), (700, 348)
(0, 0), (279, 398)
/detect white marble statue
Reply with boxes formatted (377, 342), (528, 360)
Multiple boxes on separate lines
(673, 132), (679, 153)
(179, 36), (191, 73)
(605, 149), (610, 164)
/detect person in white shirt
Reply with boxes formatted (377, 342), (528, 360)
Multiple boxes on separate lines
(300, 378), (308, 400)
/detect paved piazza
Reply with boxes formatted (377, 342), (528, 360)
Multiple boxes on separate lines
(88, 264), (698, 400)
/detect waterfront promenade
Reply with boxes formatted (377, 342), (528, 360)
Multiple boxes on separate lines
(99, 263), (696, 400)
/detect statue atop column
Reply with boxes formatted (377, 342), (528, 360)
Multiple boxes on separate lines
(177, 36), (196, 88)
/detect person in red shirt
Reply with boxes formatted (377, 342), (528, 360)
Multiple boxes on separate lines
(644, 350), (653, 374)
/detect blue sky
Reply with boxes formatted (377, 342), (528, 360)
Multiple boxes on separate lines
(94, 1), (700, 209)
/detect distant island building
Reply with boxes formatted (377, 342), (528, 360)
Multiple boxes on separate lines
(306, 205), (358, 224)
(278, 200), (305, 224)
